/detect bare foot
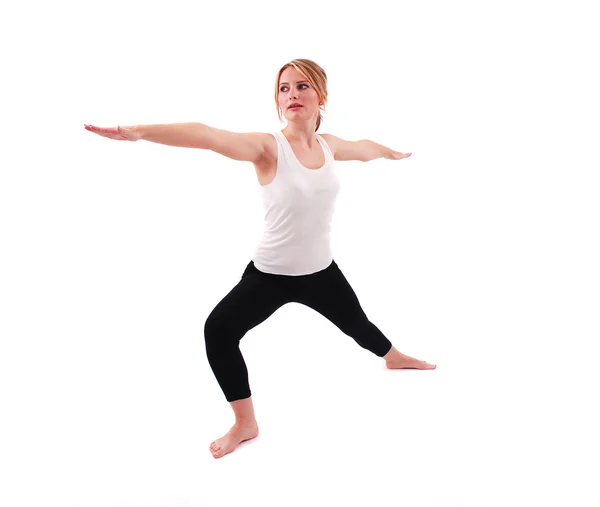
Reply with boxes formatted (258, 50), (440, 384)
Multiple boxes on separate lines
(209, 421), (259, 459)
(385, 348), (437, 370)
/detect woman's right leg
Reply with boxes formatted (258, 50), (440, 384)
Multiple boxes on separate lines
(204, 261), (289, 402)
(204, 261), (289, 458)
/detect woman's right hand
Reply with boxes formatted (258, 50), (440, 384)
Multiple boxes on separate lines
(84, 124), (142, 142)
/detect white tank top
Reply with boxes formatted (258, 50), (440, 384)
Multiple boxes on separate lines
(252, 130), (341, 275)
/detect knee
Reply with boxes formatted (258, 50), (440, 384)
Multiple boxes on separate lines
(204, 311), (242, 353)
(204, 312), (224, 346)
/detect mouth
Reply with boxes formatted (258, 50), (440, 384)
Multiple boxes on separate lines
(289, 105), (303, 110)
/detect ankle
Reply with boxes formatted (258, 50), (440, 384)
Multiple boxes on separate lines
(384, 346), (399, 361)
(234, 418), (257, 428)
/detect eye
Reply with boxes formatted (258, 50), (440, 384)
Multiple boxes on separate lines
(280, 84), (309, 92)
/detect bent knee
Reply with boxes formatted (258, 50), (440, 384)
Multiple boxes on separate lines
(204, 313), (226, 342)
(204, 312), (245, 347)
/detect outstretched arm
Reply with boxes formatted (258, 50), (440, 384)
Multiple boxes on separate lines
(84, 122), (211, 148)
(84, 123), (267, 164)
(358, 139), (412, 161)
(322, 134), (411, 162)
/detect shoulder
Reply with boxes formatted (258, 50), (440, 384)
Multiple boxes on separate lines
(318, 133), (339, 159)
(318, 133), (367, 162)
(319, 134), (345, 160)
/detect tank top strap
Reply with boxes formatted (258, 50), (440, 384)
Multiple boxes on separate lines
(272, 130), (332, 169)
(315, 133), (333, 161)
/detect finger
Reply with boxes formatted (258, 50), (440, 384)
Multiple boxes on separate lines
(90, 126), (117, 136)
(88, 125), (111, 132)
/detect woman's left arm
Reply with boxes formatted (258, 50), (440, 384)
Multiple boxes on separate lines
(359, 139), (412, 161)
(321, 134), (411, 162)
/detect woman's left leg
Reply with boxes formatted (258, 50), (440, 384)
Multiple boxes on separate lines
(292, 259), (393, 357)
(292, 259), (437, 369)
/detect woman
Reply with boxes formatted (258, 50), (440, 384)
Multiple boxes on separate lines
(85, 58), (436, 460)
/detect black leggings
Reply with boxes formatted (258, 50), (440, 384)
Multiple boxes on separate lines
(204, 259), (393, 402)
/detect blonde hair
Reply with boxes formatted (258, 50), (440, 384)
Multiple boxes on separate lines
(275, 59), (328, 132)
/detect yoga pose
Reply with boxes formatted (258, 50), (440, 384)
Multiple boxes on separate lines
(85, 58), (436, 460)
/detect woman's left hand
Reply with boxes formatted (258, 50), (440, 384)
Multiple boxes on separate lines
(385, 150), (412, 160)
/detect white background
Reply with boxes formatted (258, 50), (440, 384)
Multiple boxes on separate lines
(1, 0), (598, 506)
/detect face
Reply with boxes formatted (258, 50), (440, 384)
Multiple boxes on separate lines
(278, 66), (321, 123)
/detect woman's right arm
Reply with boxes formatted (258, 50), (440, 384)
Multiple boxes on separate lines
(84, 122), (211, 148)
(84, 122), (268, 164)
(131, 122), (211, 148)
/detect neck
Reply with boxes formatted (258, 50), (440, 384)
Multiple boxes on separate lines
(282, 123), (318, 145)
